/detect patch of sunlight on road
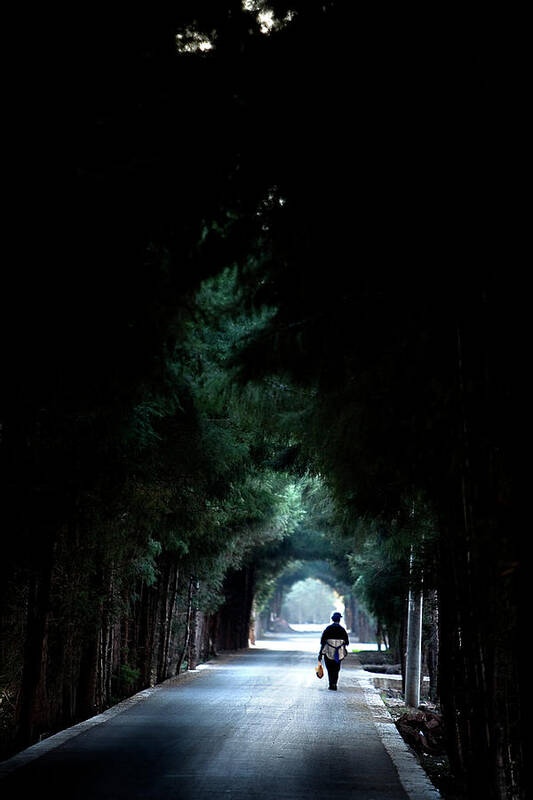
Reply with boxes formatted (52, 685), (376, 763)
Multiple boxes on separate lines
(288, 623), (327, 632)
(253, 636), (318, 652)
(253, 625), (379, 654)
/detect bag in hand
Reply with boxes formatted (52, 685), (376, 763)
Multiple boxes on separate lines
(315, 662), (324, 679)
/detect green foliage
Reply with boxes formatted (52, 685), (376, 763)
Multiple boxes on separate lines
(347, 534), (408, 629)
(250, 475), (354, 616)
(130, 538), (162, 587)
(119, 664), (141, 690)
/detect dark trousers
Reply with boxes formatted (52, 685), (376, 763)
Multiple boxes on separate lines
(324, 656), (341, 688)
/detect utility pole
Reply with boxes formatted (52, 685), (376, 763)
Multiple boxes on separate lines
(405, 548), (423, 707)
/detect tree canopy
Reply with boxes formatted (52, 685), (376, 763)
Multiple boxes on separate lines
(1, 4), (520, 797)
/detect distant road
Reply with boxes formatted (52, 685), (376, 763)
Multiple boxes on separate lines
(1, 632), (439, 799)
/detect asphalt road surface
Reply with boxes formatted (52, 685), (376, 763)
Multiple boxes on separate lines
(1, 632), (440, 799)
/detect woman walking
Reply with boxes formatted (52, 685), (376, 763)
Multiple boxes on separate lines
(318, 612), (349, 690)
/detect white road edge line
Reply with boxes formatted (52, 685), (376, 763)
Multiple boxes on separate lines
(358, 677), (442, 800)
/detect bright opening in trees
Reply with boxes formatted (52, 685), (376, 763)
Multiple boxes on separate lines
(281, 578), (343, 625)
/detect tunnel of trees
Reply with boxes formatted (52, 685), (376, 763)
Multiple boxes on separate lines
(1, 4), (521, 799)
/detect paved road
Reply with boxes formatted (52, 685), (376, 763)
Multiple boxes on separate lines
(1, 632), (440, 799)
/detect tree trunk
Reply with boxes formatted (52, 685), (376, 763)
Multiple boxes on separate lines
(138, 584), (157, 687)
(155, 557), (171, 683)
(77, 630), (99, 720)
(188, 607), (200, 671)
(159, 561), (178, 682)
(424, 589), (439, 702)
(176, 576), (195, 675)
(14, 530), (55, 750)
(436, 284), (520, 799)
(214, 566), (255, 651)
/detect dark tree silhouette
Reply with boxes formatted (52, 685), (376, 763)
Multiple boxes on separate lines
(1, 5), (522, 798)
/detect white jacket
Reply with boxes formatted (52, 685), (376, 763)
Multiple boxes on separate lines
(321, 638), (348, 662)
